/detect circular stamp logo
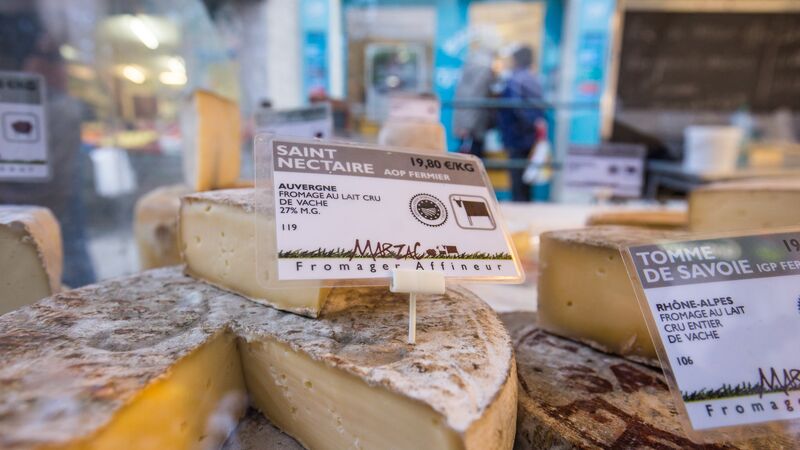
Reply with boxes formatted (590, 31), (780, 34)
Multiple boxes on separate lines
(409, 193), (448, 227)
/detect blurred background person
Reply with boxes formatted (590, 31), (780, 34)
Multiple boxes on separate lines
(453, 48), (495, 158)
(0, 31), (96, 287)
(497, 45), (543, 202)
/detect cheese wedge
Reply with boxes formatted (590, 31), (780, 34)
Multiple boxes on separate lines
(0, 267), (517, 450)
(180, 189), (331, 317)
(134, 184), (193, 270)
(182, 90), (242, 191)
(378, 120), (446, 153)
(586, 209), (688, 230)
(0, 205), (62, 315)
(689, 178), (800, 233)
(538, 226), (682, 364)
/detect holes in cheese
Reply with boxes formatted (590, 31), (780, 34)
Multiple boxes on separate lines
(537, 226), (683, 365)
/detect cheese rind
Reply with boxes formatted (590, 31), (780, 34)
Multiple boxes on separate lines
(537, 226), (682, 364)
(689, 178), (800, 232)
(504, 311), (796, 449)
(180, 189), (331, 317)
(181, 90), (242, 191)
(0, 205), (62, 315)
(0, 268), (515, 450)
(134, 184), (193, 270)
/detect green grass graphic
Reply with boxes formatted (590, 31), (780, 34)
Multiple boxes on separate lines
(278, 248), (513, 260)
(683, 382), (800, 402)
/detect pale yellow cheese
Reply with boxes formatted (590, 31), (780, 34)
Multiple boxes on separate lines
(134, 184), (193, 270)
(0, 206), (62, 315)
(0, 268), (516, 450)
(689, 178), (800, 233)
(182, 90), (242, 191)
(46, 332), (247, 450)
(240, 339), (460, 450)
(179, 189), (330, 317)
(240, 338), (516, 450)
(538, 226), (682, 364)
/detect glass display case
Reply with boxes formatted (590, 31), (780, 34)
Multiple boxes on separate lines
(2, 1), (800, 448)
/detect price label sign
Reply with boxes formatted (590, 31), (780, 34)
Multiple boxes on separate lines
(255, 135), (523, 285)
(564, 144), (645, 198)
(0, 71), (49, 181)
(624, 231), (800, 439)
(255, 104), (333, 139)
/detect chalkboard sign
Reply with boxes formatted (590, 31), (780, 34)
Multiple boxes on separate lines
(617, 11), (800, 111)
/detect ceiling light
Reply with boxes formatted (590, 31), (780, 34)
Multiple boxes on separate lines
(385, 75), (400, 88)
(167, 57), (185, 74)
(59, 44), (78, 60)
(122, 65), (146, 84)
(129, 15), (159, 50)
(159, 71), (187, 85)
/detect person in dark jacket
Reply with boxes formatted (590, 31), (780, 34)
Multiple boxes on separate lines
(496, 46), (543, 202)
(453, 48), (494, 158)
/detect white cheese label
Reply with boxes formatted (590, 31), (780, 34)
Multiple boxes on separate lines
(265, 137), (522, 282)
(0, 72), (48, 181)
(626, 231), (800, 433)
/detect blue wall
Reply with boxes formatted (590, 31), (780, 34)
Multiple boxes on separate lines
(432, 0), (470, 151)
(301, 0), (331, 98)
(541, 0), (564, 93)
(565, 0), (615, 145)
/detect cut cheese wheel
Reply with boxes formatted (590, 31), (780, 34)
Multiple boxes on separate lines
(0, 267), (516, 450)
(134, 184), (193, 270)
(689, 178), (800, 233)
(181, 90), (242, 191)
(537, 226), (683, 365)
(587, 209), (688, 230)
(0, 205), (62, 315)
(179, 189), (333, 317)
(503, 312), (794, 449)
(135, 182), (255, 270)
